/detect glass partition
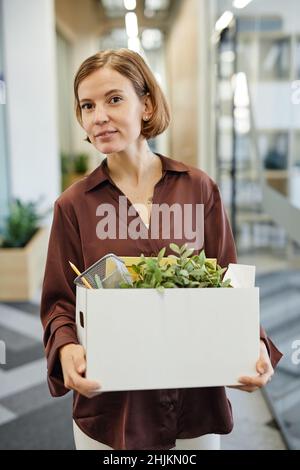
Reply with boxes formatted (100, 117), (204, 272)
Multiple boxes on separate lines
(214, 0), (300, 449)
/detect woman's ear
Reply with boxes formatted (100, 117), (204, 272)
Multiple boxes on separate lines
(143, 93), (154, 115)
(142, 94), (153, 123)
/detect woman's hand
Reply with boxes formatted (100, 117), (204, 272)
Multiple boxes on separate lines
(230, 340), (274, 393)
(59, 343), (101, 398)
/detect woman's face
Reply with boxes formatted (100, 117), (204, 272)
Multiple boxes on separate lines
(78, 66), (149, 154)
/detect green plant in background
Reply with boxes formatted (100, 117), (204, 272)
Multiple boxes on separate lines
(74, 153), (88, 174)
(60, 152), (71, 175)
(61, 152), (71, 191)
(0, 198), (46, 248)
(120, 243), (232, 291)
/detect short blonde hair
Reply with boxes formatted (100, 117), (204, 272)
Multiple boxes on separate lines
(74, 48), (170, 142)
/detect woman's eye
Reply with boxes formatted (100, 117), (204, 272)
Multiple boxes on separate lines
(81, 103), (93, 110)
(110, 96), (122, 104)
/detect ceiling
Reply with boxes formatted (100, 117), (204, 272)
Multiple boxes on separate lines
(55, 0), (182, 45)
(96, 0), (182, 35)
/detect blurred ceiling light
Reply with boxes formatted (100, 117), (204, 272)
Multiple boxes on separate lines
(234, 108), (250, 134)
(100, 28), (128, 49)
(144, 0), (169, 18)
(221, 50), (235, 62)
(144, 8), (155, 18)
(124, 0), (136, 10)
(233, 0), (253, 8)
(233, 72), (250, 107)
(125, 12), (138, 37)
(141, 29), (163, 50)
(102, 0), (124, 10)
(145, 0), (169, 11)
(128, 36), (141, 53)
(234, 107), (249, 120)
(101, 0), (126, 18)
(215, 11), (234, 32)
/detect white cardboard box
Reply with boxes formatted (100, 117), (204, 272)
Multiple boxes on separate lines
(75, 264), (260, 392)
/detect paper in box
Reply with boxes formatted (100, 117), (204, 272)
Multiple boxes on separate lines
(75, 263), (260, 392)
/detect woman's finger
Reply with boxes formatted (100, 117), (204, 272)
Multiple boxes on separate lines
(238, 373), (270, 387)
(257, 361), (269, 375)
(257, 341), (274, 376)
(256, 357), (273, 375)
(72, 354), (86, 375)
(69, 371), (101, 397)
(61, 354), (76, 389)
(238, 385), (259, 393)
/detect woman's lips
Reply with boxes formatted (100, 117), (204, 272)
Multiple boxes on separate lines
(95, 131), (118, 140)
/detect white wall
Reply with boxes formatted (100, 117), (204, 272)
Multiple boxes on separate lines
(2, 0), (60, 214)
(197, 0), (217, 179)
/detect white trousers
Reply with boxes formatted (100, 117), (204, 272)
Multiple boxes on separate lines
(73, 420), (220, 450)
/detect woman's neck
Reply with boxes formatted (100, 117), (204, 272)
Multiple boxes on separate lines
(106, 142), (161, 186)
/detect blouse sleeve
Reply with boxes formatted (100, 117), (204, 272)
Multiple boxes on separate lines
(203, 181), (283, 369)
(203, 181), (237, 267)
(40, 200), (84, 397)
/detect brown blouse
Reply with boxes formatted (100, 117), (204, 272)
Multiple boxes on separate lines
(40, 153), (282, 450)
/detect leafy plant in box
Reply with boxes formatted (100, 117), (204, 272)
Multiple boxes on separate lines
(120, 243), (232, 291)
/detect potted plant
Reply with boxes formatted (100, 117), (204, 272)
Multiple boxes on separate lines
(63, 153), (89, 189)
(74, 153), (89, 174)
(61, 151), (71, 191)
(0, 198), (49, 301)
(120, 243), (232, 290)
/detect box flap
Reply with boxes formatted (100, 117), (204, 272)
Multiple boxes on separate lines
(223, 264), (256, 288)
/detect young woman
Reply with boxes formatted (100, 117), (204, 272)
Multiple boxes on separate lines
(40, 49), (282, 450)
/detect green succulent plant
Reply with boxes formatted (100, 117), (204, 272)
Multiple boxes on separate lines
(120, 243), (232, 291)
(0, 198), (47, 248)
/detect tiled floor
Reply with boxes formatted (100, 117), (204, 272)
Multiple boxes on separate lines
(0, 300), (75, 449)
(0, 256), (295, 449)
(222, 388), (286, 450)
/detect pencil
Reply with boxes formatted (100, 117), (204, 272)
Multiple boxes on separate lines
(69, 261), (93, 289)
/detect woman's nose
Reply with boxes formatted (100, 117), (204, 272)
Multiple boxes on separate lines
(93, 105), (109, 124)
